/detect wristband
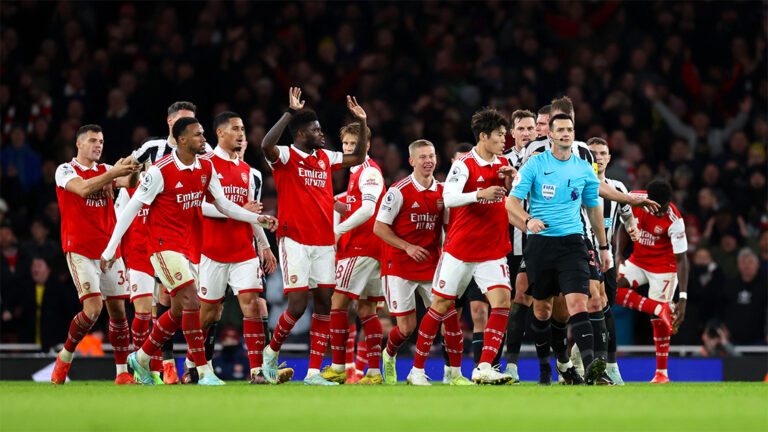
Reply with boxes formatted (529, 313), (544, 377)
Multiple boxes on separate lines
(598, 244), (609, 250)
(679, 292), (687, 300)
(286, 107), (297, 115)
(525, 216), (533, 228)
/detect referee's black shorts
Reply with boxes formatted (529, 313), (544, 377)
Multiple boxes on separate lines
(524, 234), (591, 300)
(603, 266), (618, 305)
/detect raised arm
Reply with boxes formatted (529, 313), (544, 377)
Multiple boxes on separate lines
(341, 95), (368, 168)
(57, 159), (139, 198)
(262, 87), (305, 163)
(599, 182), (660, 213)
(208, 165), (275, 229)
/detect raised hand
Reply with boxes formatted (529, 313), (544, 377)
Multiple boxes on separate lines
(347, 95), (366, 120)
(289, 87), (305, 111)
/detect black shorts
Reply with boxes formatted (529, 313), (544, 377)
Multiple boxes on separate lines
(523, 234), (591, 301)
(517, 258), (527, 273)
(584, 237), (602, 282)
(603, 266), (618, 305)
(507, 254), (523, 279)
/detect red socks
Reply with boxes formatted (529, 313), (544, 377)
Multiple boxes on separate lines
(131, 312), (151, 350)
(651, 318), (671, 371)
(142, 310), (181, 356)
(308, 313), (330, 370)
(355, 340), (368, 372)
(479, 308), (509, 365)
(616, 287), (663, 315)
(413, 308), (443, 369)
(269, 311), (298, 352)
(149, 317), (163, 372)
(360, 314), (382, 370)
(386, 326), (408, 357)
(329, 309), (349, 366)
(182, 309), (206, 367)
(108, 318), (130, 365)
(345, 324), (357, 365)
(442, 307), (464, 368)
(64, 311), (96, 354)
(243, 317), (265, 369)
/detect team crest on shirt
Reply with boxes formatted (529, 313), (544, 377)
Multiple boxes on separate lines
(436, 199), (444, 210)
(318, 160), (326, 170)
(290, 275), (297, 284)
(200, 175), (207, 185)
(542, 184), (556, 200)
(174, 272), (183, 281)
(654, 225), (663, 234)
(241, 173), (248, 184)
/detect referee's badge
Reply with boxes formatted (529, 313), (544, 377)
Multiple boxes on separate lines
(542, 184), (556, 200)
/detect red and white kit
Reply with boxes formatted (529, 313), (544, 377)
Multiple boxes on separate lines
(56, 159), (128, 301)
(335, 157), (385, 301)
(376, 174), (445, 316)
(116, 185), (154, 302)
(199, 146), (263, 302)
(619, 192), (687, 302)
(270, 145), (343, 291)
(434, 149), (512, 299)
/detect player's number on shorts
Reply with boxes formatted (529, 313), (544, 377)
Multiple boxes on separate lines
(500, 264), (511, 279)
(117, 270), (126, 285)
(336, 264), (344, 280)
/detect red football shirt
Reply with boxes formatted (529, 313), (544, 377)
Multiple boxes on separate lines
(117, 186), (153, 275)
(376, 174), (445, 281)
(337, 158), (385, 261)
(443, 150), (511, 262)
(628, 191), (688, 273)
(55, 159), (120, 260)
(201, 147), (257, 263)
(269, 145), (343, 246)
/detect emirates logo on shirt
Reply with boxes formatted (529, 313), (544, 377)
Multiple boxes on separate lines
(241, 173), (248, 184)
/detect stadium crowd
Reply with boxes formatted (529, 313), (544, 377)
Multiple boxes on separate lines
(0, 0), (766, 357)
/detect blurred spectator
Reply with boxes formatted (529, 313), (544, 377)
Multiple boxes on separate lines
(21, 218), (60, 263)
(723, 249), (767, 345)
(699, 319), (740, 357)
(1, 126), (42, 193)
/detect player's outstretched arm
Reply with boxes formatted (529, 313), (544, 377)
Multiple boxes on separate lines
(63, 158), (139, 198)
(373, 221), (429, 263)
(599, 183), (660, 213)
(341, 95), (368, 168)
(262, 87), (304, 163)
(100, 197), (144, 272)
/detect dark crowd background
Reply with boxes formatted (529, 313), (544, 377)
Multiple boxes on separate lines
(0, 1), (766, 357)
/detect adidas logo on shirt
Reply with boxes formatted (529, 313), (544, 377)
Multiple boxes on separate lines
(217, 173), (224, 179)
(175, 181), (184, 188)
(477, 176), (485, 182)
(411, 202), (420, 208)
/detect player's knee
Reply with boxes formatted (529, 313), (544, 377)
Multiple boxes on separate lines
(399, 321), (416, 337)
(431, 296), (452, 314)
(587, 297), (602, 313)
(617, 276), (630, 288)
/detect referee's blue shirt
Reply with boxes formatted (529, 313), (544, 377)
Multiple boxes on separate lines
(510, 150), (600, 237)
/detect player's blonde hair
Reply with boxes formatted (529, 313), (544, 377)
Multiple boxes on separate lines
(339, 122), (371, 143)
(408, 139), (435, 158)
(511, 109), (536, 126)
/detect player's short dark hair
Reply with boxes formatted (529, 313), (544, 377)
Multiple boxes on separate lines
(511, 109), (536, 127)
(587, 137), (608, 147)
(454, 142), (473, 157)
(470, 107), (509, 142)
(288, 110), (318, 139)
(548, 113), (573, 129)
(168, 101), (197, 117)
(537, 105), (551, 116)
(339, 122), (371, 143)
(172, 117), (200, 142)
(550, 96), (574, 116)
(647, 179), (673, 207)
(213, 111), (241, 132)
(76, 124), (102, 141)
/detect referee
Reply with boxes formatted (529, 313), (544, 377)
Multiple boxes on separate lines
(506, 114), (611, 385)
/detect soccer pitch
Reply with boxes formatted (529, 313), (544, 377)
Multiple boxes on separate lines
(0, 382), (766, 431)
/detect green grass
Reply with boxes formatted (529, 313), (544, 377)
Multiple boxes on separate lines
(1, 381), (766, 432)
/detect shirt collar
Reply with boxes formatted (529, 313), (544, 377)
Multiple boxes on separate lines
(172, 149), (201, 171)
(213, 145), (239, 165)
(70, 158), (99, 171)
(470, 148), (501, 166)
(350, 156), (370, 174)
(410, 173), (438, 192)
(291, 144), (317, 159)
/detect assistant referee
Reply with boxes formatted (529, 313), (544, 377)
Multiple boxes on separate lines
(506, 114), (611, 385)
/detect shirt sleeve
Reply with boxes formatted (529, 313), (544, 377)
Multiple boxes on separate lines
(615, 181), (634, 224)
(358, 167), (385, 203)
(133, 165), (164, 205)
(668, 217), (688, 254)
(510, 157), (535, 200)
(132, 141), (157, 164)
(443, 160), (477, 208)
(267, 146), (291, 169)
(206, 164), (226, 202)
(250, 169), (262, 202)
(323, 149), (344, 171)
(376, 187), (404, 225)
(581, 167), (601, 208)
(55, 163), (80, 188)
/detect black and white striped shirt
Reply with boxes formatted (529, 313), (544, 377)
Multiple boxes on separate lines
(590, 178), (633, 257)
(521, 136), (595, 166)
(503, 145), (528, 256)
(132, 137), (213, 164)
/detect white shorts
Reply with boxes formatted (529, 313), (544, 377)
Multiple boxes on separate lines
(199, 255), (263, 303)
(65, 252), (129, 301)
(279, 237), (335, 292)
(127, 269), (154, 302)
(619, 260), (677, 303)
(432, 252), (511, 299)
(149, 250), (199, 295)
(335, 256), (383, 302)
(382, 275), (432, 316)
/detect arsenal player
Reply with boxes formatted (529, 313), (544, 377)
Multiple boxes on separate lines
(616, 180), (687, 383)
(407, 108), (516, 385)
(321, 122), (386, 385)
(260, 88), (368, 385)
(375, 140), (472, 385)
(51, 124), (141, 385)
(100, 117), (276, 385)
